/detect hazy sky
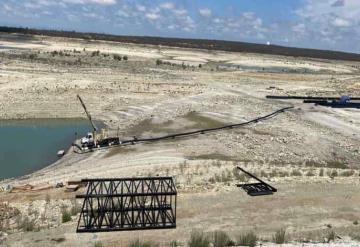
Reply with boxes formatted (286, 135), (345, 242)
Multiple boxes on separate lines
(1, 0), (359, 53)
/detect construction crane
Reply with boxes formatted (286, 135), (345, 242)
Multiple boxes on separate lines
(77, 94), (97, 147)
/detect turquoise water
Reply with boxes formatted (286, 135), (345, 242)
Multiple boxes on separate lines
(0, 119), (92, 180)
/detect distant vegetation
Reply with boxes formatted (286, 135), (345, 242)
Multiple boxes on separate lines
(24, 47), (130, 65)
(2, 26), (360, 61)
(155, 59), (197, 70)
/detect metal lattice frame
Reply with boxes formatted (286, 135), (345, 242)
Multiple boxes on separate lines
(236, 167), (277, 196)
(76, 177), (177, 233)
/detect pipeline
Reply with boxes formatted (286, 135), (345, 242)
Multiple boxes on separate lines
(266, 95), (360, 101)
(74, 106), (294, 153)
(267, 95), (360, 109)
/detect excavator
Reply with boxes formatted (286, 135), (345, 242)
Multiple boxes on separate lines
(77, 95), (98, 148)
(76, 95), (119, 150)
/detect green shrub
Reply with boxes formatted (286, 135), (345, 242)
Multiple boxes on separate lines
(91, 50), (100, 56)
(233, 167), (240, 180)
(319, 168), (324, 177)
(213, 160), (222, 168)
(169, 240), (180, 247)
(233, 167), (248, 182)
(129, 239), (157, 247)
(29, 54), (37, 59)
(212, 231), (233, 247)
(305, 160), (323, 167)
(45, 194), (51, 204)
(340, 170), (355, 177)
(260, 170), (267, 178)
(94, 241), (103, 247)
(306, 170), (315, 176)
(0, 220), (4, 232)
(272, 228), (287, 244)
(327, 160), (347, 169)
(351, 234), (360, 241)
(326, 230), (336, 243)
(330, 170), (338, 177)
(113, 54), (122, 61)
(269, 169), (278, 178)
(188, 230), (210, 247)
(291, 169), (302, 176)
(19, 216), (35, 231)
(156, 59), (163, 65)
(237, 231), (258, 247)
(221, 171), (232, 183)
(279, 171), (289, 177)
(123, 55), (128, 60)
(62, 210), (72, 223)
(209, 177), (216, 184)
(354, 220), (359, 225)
(238, 173), (249, 182)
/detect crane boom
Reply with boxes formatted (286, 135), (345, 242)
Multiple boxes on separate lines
(77, 95), (97, 132)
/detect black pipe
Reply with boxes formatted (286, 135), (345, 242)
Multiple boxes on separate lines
(77, 106), (294, 153)
(266, 95), (360, 100)
(119, 106), (294, 144)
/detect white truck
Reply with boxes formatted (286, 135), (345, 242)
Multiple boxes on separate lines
(81, 132), (95, 147)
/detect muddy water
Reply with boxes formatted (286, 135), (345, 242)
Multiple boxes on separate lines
(0, 119), (92, 180)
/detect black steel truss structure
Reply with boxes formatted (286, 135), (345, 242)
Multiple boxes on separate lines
(76, 177), (177, 233)
(236, 167), (277, 196)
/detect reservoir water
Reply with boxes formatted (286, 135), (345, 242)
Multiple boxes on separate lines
(0, 119), (92, 180)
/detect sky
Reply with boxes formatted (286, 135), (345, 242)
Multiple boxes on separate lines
(1, 0), (360, 53)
